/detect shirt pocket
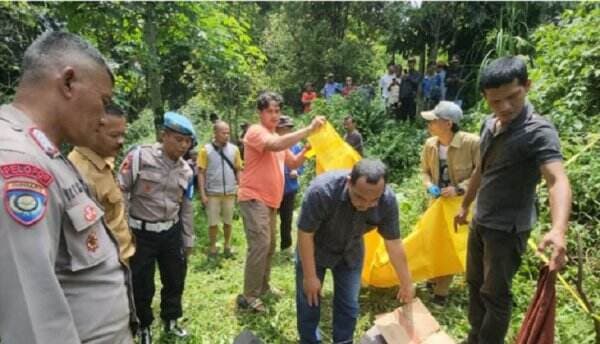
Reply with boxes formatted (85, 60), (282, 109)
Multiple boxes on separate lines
(64, 198), (111, 271)
(453, 163), (474, 183)
(135, 170), (163, 198)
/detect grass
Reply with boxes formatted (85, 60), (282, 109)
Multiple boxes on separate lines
(143, 198), (598, 343)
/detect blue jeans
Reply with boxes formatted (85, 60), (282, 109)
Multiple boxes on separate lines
(295, 257), (363, 344)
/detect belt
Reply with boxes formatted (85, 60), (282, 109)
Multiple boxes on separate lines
(128, 217), (176, 233)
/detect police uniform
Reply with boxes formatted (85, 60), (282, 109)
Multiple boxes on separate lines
(118, 113), (195, 337)
(0, 104), (135, 344)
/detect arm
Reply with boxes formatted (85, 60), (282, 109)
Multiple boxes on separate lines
(457, 136), (481, 192)
(197, 168), (208, 205)
(264, 116), (325, 152)
(297, 230), (321, 306)
(0, 157), (81, 343)
(384, 239), (414, 303)
(454, 164), (481, 229)
(284, 145), (310, 170)
(538, 161), (572, 271)
(420, 144), (434, 188)
(180, 185), (195, 252)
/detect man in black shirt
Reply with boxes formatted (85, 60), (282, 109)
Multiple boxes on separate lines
(455, 56), (571, 344)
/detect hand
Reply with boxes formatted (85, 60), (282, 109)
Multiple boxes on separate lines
(427, 185), (441, 198)
(441, 186), (457, 198)
(200, 194), (208, 206)
(538, 229), (568, 271)
(308, 116), (326, 133)
(184, 247), (194, 258)
(290, 170), (299, 179)
(397, 283), (414, 304)
(454, 205), (469, 231)
(303, 276), (322, 307)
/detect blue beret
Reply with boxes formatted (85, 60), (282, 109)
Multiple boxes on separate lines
(163, 112), (196, 138)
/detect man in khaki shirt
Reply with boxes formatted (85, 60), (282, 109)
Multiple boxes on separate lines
(69, 104), (135, 262)
(420, 101), (480, 304)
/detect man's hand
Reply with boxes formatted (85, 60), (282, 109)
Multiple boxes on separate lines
(309, 116), (326, 133)
(538, 229), (568, 271)
(290, 170), (299, 179)
(303, 276), (322, 307)
(200, 194), (208, 206)
(396, 283), (415, 304)
(441, 186), (458, 198)
(454, 205), (469, 231)
(184, 247), (194, 258)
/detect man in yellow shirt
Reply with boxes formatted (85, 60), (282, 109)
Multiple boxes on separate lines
(68, 103), (135, 262)
(197, 120), (243, 258)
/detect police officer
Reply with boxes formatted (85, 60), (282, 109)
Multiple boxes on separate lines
(0, 32), (135, 343)
(119, 112), (196, 344)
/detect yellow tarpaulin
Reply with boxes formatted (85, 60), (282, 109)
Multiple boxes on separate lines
(361, 198), (471, 287)
(306, 122), (470, 288)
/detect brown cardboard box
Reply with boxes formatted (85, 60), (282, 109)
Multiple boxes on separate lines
(360, 298), (456, 344)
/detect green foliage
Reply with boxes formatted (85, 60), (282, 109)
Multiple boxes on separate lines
(310, 94), (427, 183)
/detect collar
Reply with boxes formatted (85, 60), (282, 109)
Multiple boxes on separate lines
(340, 183), (350, 202)
(430, 132), (463, 149)
(0, 104), (34, 130)
(74, 146), (113, 170)
(486, 101), (534, 135)
(156, 142), (184, 167)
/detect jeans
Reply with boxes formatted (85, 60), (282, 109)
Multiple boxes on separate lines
(466, 223), (530, 344)
(295, 257), (362, 344)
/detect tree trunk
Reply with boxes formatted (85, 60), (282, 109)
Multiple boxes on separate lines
(143, 3), (163, 140)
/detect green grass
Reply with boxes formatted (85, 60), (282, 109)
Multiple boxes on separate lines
(143, 200), (598, 343)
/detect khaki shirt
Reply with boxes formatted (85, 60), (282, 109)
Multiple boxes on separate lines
(0, 105), (134, 344)
(68, 147), (135, 261)
(118, 143), (195, 247)
(420, 131), (480, 191)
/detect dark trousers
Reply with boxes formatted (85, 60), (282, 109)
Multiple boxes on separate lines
(400, 96), (416, 120)
(295, 258), (363, 344)
(466, 224), (530, 344)
(279, 191), (296, 250)
(130, 221), (187, 328)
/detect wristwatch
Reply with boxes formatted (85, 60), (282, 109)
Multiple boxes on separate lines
(456, 186), (465, 196)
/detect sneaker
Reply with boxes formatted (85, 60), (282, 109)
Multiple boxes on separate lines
(139, 327), (152, 344)
(164, 319), (188, 338)
(223, 247), (235, 259)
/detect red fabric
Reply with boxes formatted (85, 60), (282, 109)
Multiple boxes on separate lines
(516, 266), (557, 344)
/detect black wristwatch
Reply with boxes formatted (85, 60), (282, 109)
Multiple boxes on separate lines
(456, 186), (465, 196)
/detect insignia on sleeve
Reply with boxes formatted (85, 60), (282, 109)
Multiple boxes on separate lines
(4, 181), (48, 227)
(84, 205), (98, 222)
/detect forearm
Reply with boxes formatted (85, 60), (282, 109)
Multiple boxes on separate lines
(548, 175), (572, 235)
(461, 167), (481, 208)
(385, 239), (412, 287)
(286, 148), (308, 170)
(265, 127), (311, 151)
(198, 171), (207, 198)
(297, 230), (317, 279)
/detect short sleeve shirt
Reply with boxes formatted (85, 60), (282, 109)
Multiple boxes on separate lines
(297, 171), (400, 268)
(474, 102), (563, 232)
(237, 124), (285, 208)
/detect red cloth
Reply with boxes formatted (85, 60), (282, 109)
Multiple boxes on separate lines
(516, 266), (557, 344)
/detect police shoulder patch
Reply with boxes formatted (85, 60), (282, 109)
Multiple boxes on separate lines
(4, 180), (48, 227)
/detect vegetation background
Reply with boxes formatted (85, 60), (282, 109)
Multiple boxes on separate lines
(1, 2), (598, 343)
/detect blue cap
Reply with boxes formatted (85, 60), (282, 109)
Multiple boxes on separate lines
(163, 112), (196, 138)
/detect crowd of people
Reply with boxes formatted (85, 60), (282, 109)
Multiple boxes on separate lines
(0, 30), (572, 344)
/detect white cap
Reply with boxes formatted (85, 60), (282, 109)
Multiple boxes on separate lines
(420, 101), (463, 124)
